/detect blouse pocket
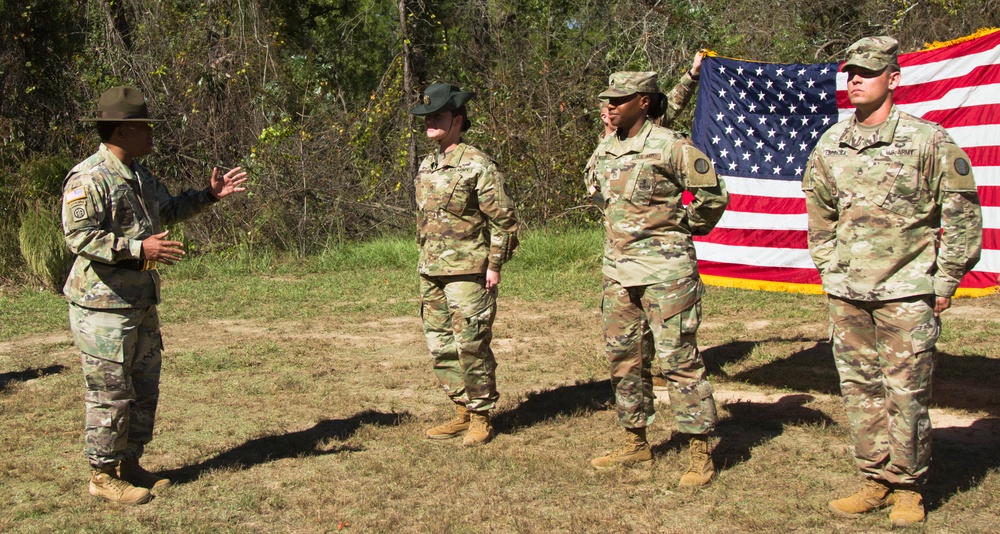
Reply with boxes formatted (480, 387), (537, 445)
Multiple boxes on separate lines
(111, 184), (142, 233)
(875, 161), (920, 217)
(628, 163), (659, 206)
(444, 171), (476, 216)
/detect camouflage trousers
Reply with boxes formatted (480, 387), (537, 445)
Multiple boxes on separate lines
(602, 276), (716, 434)
(829, 295), (939, 486)
(420, 273), (499, 412)
(69, 303), (163, 469)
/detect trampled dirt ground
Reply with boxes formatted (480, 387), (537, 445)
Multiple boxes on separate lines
(2, 295), (998, 532)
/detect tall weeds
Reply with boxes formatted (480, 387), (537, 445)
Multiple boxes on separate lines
(18, 201), (72, 292)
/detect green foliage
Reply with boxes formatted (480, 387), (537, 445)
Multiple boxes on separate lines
(17, 200), (72, 292)
(19, 154), (75, 200)
(0, 0), (998, 288)
(0, 213), (25, 285)
(316, 233), (417, 271)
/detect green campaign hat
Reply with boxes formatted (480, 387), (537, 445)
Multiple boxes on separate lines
(81, 86), (164, 122)
(598, 71), (659, 98)
(842, 36), (900, 72)
(409, 84), (476, 116)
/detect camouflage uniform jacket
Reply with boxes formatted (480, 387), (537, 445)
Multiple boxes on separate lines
(415, 142), (519, 276)
(62, 144), (218, 309)
(660, 70), (698, 128)
(802, 105), (982, 300)
(586, 120), (729, 287)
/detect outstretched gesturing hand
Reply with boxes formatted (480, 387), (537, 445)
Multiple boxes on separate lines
(209, 166), (249, 199)
(141, 231), (185, 265)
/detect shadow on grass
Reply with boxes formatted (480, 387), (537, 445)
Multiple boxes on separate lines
(650, 394), (835, 473)
(494, 379), (613, 432)
(0, 364), (67, 392)
(724, 342), (842, 395)
(931, 352), (1000, 415)
(161, 409), (410, 484)
(926, 418), (1000, 510)
(708, 341), (1000, 415)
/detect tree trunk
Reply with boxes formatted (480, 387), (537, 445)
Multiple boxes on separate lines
(398, 0), (417, 207)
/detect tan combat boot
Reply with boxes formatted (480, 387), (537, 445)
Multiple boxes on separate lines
(462, 412), (494, 446)
(889, 488), (925, 527)
(678, 434), (715, 487)
(426, 404), (471, 439)
(591, 427), (652, 469)
(828, 478), (892, 517)
(89, 467), (152, 505)
(119, 457), (172, 490)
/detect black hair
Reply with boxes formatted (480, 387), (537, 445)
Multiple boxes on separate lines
(645, 93), (667, 120)
(96, 122), (120, 143)
(454, 105), (472, 132)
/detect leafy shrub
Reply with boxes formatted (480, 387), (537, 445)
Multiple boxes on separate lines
(18, 201), (72, 292)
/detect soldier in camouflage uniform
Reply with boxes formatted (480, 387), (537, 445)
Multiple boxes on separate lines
(593, 53), (706, 388)
(63, 86), (248, 504)
(408, 84), (519, 447)
(585, 72), (729, 487)
(802, 37), (982, 527)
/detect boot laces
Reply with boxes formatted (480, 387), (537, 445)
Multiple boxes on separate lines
(100, 473), (134, 496)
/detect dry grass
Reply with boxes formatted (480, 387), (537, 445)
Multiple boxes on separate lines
(2, 239), (998, 533)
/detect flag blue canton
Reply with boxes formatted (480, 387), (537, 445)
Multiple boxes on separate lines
(692, 57), (840, 182)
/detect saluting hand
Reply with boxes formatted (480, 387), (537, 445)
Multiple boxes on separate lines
(141, 231), (185, 265)
(209, 166), (249, 199)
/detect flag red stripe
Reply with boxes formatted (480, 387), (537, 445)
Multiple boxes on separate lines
(961, 270), (1000, 288)
(980, 186), (1000, 208)
(967, 146), (1000, 167)
(698, 261), (821, 285)
(696, 227), (808, 248)
(984, 228), (1000, 250)
(724, 193), (805, 214)
(920, 104), (1000, 128)
(897, 31), (1000, 67)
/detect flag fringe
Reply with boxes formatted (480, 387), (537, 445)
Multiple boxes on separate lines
(954, 285), (999, 298)
(923, 28), (1000, 51)
(701, 275), (825, 295)
(703, 275), (998, 298)
(705, 28), (1000, 61)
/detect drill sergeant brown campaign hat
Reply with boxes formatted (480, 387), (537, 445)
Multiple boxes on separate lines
(80, 86), (164, 122)
(409, 84), (476, 116)
(598, 71), (661, 98)
(841, 36), (900, 72)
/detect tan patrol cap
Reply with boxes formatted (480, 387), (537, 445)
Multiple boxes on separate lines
(598, 71), (659, 98)
(841, 36), (900, 72)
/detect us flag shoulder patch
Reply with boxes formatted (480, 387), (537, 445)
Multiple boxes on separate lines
(65, 187), (86, 204)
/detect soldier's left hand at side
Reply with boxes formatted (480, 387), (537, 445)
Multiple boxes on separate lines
(485, 269), (501, 290)
(933, 296), (951, 316)
(209, 166), (249, 199)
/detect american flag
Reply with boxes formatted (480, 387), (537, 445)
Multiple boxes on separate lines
(691, 29), (1000, 296)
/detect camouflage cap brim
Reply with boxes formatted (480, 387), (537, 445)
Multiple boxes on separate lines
(598, 87), (639, 99)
